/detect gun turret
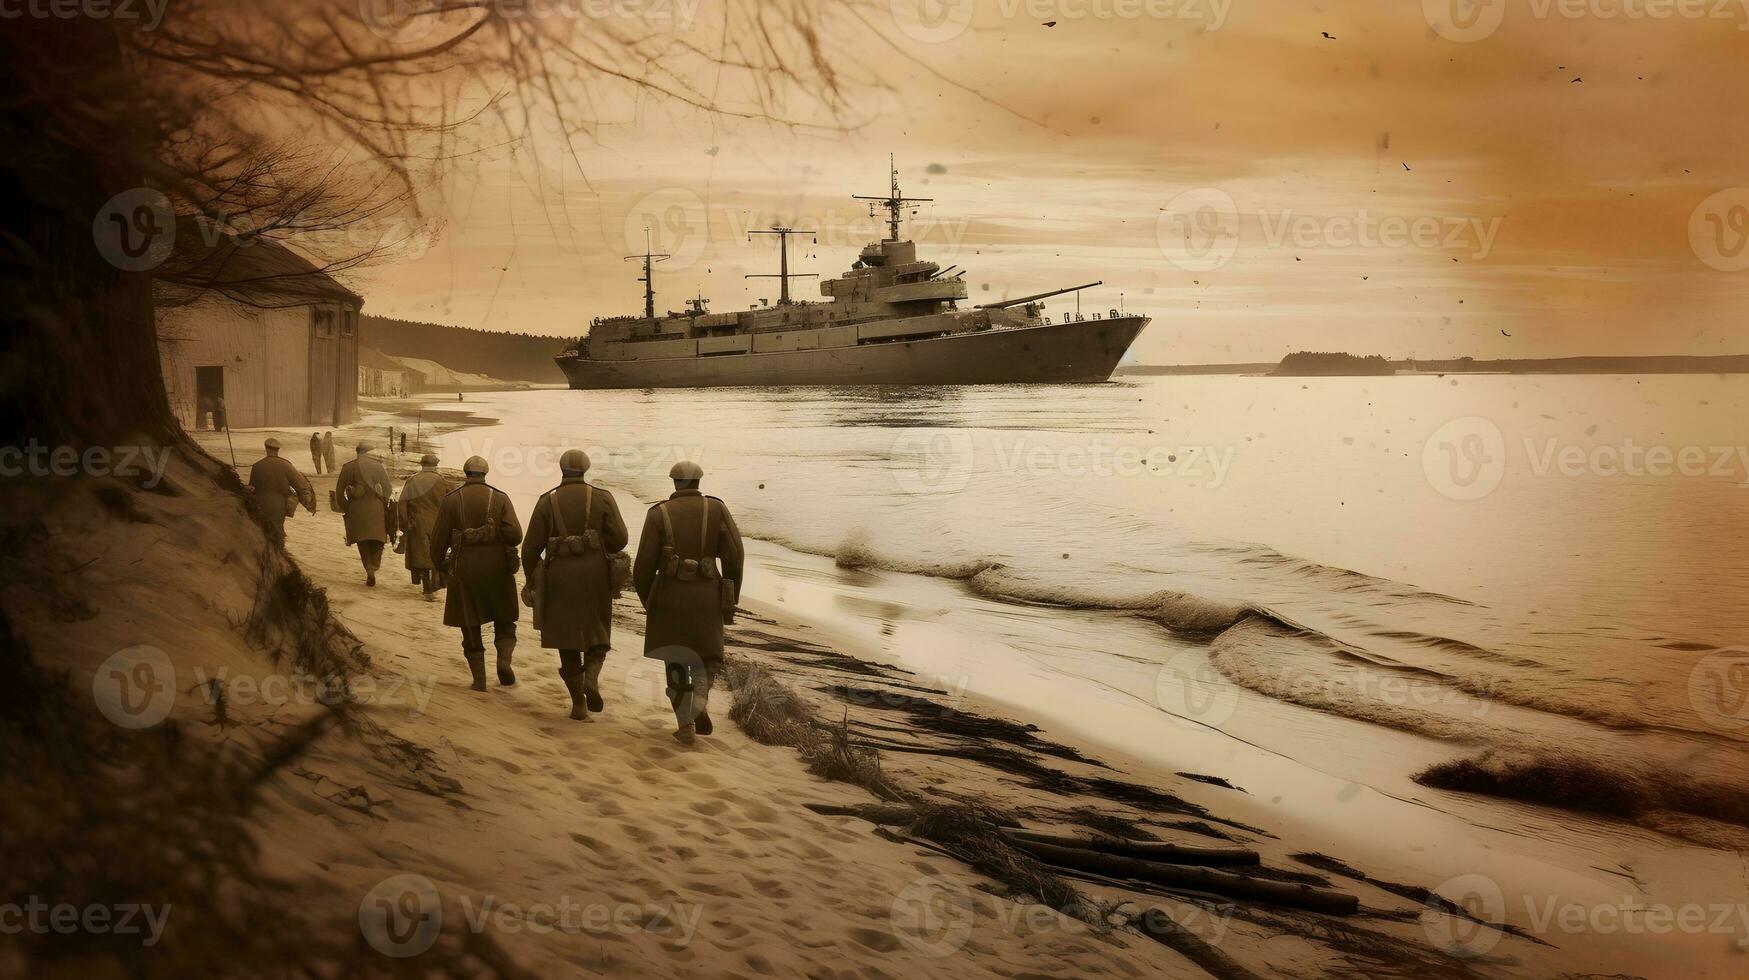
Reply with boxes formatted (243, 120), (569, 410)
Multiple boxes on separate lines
(975, 281), (1103, 310)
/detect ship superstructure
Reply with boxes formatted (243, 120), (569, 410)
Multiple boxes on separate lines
(558, 160), (1149, 388)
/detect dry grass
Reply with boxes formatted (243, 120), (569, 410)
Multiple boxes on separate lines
(725, 660), (900, 800)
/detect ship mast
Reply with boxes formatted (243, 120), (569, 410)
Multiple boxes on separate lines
(623, 227), (670, 319)
(745, 227), (817, 305)
(853, 153), (932, 242)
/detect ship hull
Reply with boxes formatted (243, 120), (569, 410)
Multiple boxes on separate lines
(558, 315), (1149, 389)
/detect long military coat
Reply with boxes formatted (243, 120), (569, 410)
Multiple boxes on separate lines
(521, 478), (628, 651)
(337, 454), (393, 545)
(632, 490), (744, 665)
(397, 468), (452, 573)
(248, 453), (313, 535)
(430, 479), (522, 628)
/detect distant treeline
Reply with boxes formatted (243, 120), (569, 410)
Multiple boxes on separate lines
(1272, 351), (1395, 376)
(1120, 352), (1749, 377)
(363, 315), (572, 384)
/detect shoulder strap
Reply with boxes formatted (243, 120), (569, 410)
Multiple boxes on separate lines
(658, 502), (675, 552)
(545, 490), (567, 538)
(699, 496), (712, 558)
(481, 488), (502, 530)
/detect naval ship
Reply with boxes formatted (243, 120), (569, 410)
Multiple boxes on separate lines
(557, 163), (1150, 388)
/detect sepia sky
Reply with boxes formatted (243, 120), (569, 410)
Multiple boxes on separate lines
(345, 0), (1749, 363)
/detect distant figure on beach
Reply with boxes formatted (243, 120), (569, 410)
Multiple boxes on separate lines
(308, 431), (325, 475)
(633, 460), (744, 744)
(430, 456), (522, 691)
(336, 442), (393, 587)
(247, 437), (313, 547)
(457, 392), (464, 403)
(521, 449), (628, 721)
(397, 453), (452, 599)
(321, 431), (336, 472)
(399, 431), (408, 455)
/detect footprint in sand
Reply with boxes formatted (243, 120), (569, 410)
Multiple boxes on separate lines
(845, 927), (903, 953)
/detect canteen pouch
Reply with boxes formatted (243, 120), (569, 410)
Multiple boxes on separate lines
(719, 578), (737, 625)
(609, 551), (631, 596)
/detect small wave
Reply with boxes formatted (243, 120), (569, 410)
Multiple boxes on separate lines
(1416, 749), (1749, 843)
(833, 541), (997, 580)
(1368, 630), (1546, 670)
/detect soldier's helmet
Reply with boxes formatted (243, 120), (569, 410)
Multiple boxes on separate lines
(669, 460), (704, 481)
(463, 455), (490, 475)
(420, 454), (439, 467)
(560, 449), (591, 476)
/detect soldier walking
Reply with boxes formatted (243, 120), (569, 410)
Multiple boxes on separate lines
(632, 461), (744, 744)
(430, 456), (522, 691)
(247, 437), (314, 547)
(521, 450), (628, 721)
(397, 453), (452, 599)
(321, 431), (336, 472)
(337, 442), (393, 586)
(308, 431), (325, 474)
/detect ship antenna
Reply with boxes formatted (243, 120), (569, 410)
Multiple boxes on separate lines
(853, 153), (932, 242)
(623, 226), (671, 319)
(745, 226), (818, 305)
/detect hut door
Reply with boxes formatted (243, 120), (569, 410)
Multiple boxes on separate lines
(194, 366), (224, 430)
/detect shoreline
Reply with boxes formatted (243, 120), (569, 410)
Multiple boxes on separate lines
(186, 395), (1747, 976)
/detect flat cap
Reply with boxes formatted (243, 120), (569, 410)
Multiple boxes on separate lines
(355, 441), (373, 454)
(559, 449), (591, 475)
(263, 437), (281, 450)
(463, 455), (489, 475)
(669, 460), (704, 481)
(420, 453), (439, 467)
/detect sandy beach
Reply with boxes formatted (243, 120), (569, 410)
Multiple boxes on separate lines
(2, 394), (1737, 977)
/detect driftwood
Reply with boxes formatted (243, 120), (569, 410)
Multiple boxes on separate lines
(999, 828), (1259, 867)
(1007, 839), (1360, 916)
(1131, 907), (1268, 980)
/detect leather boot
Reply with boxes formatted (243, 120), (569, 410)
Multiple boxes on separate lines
(494, 633), (516, 686)
(559, 666), (589, 721)
(667, 687), (695, 745)
(464, 650), (488, 692)
(582, 651), (606, 713)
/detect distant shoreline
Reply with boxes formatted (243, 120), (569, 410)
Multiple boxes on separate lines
(1118, 353), (1749, 377)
